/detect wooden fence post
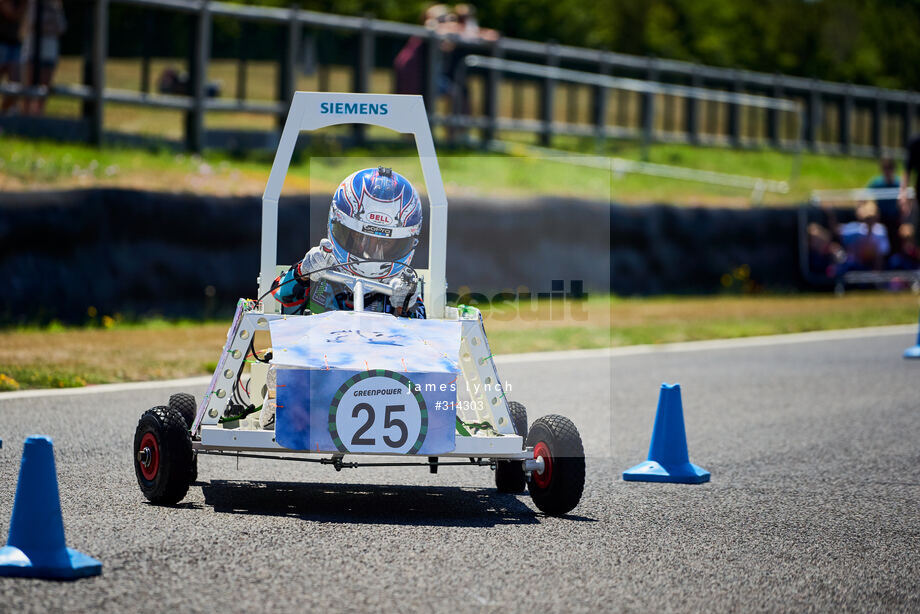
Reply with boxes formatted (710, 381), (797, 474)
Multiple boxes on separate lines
(80, 0), (93, 122)
(903, 99), (916, 149)
(805, 81), (821, 151)
(279, 7), (301, 129)
(872, 96), (884, 156)
(640, 56), (658, 159)
(592, 55), (610, 148)
(685, 67), (700, 144)
(483, 39), (503, 143)
(89, 0), (107, 146)
(767, 74), (782, 147)
(540, 43), (558, 147)
(840, 86), (853, 155)
(140, 10), (153, 93)
(351, 17), (373, 144)
(185, 0), (211, 153)
(728, 71), (741, 147)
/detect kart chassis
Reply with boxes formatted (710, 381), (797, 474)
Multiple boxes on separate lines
(190, 92), (529, 463)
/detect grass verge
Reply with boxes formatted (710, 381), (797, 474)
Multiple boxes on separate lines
(0, 292), (916, 391)
(0, 134), (882, 206)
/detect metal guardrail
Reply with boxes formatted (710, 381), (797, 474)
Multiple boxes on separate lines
(15, 0), (920, 155)
(0, 81), (285, 113)
(810, 187), (915, 205)
(489, 140), (789, 204)
(457, 55), (804, 154)
(464, 56), (801, 111)
(841, 270), (920, 285)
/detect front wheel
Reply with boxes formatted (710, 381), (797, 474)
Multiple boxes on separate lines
(134, 406), (194, 505)
(526, 415), (585, 516)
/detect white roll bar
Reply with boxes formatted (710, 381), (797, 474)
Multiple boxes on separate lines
(260, 92), (449, 319)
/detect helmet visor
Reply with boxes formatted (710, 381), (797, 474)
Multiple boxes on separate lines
(330, 218), (416, 262)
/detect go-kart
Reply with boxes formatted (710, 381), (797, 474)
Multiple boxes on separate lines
(132, 92), (585, 516)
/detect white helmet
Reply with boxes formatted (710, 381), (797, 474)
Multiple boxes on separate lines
(327, 166), (423, 280)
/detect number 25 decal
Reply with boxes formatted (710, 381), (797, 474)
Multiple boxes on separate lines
(350, 403), (409, 448)
(330, 370), (429, 455)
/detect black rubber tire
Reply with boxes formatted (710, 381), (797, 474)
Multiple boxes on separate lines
(526, 414), (585, 516)
(168, 393), (197, 430)
(495, 460), (526, 493)
(188, 455), (199, 484)
(507, 401), (528, 439)
(494, 401), (528, 492)
(134, 406), (194, 505)
(168, 392), (198, 483)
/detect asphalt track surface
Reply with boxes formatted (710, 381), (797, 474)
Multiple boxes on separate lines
(1, 330), (918, 612)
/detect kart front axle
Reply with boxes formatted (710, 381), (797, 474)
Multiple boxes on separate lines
(196, 448), (499, 470)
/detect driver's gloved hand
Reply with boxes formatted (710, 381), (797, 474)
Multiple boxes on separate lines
(299, 238), (335, 282)
(388, 270), (419, 312)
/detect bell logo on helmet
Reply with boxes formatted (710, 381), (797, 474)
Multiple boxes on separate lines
(366, 212), (393, 225)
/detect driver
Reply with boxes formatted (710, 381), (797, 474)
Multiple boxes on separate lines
(270, 166), (425, 318)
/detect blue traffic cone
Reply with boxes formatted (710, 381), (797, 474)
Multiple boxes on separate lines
(904, 311), (920, 359)
(0, 436), (102, 579)
(623, 383), (710, 484)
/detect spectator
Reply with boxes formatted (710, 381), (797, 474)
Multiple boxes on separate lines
(393, 4), (499, 117)
(898, 134), (920, 222)
(394, 4), (456, 97)
(0, 0), (28, 114)
(20, 0), (66, 116)
(867, 157), (901, 249)
(455, 4), (499, 42)
(838, 201), (890, 271)
(807, 222), (844, 279)
(888, 223), (919, 270)
(444, 4), (499, 117)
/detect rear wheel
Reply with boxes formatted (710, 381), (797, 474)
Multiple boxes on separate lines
(507, 401), (528, 439)
(526, 415), (585, 516)
(134, 406), (194, 504)
(168, 392), (197, 429)
(495, 401), (528, 493)
(168, 392), (198, 482)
